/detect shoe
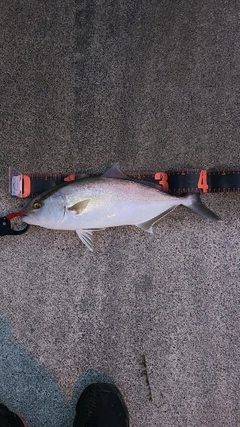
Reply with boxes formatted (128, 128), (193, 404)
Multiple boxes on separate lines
(0, 404), (27, 427)
(73, 383), (129, 427)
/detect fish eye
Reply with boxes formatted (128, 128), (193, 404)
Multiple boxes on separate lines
(33, 202), (42, 209)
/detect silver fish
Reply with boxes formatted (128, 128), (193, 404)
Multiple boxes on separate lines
(23, 164), (220, 251)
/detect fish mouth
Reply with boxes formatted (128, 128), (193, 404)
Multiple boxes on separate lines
(22, 212), (40, 226)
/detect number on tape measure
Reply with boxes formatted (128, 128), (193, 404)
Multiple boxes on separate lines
(154, 172), (169, 190)
(197, 170), (208, 192)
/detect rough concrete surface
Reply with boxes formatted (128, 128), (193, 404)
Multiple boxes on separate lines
(1, 1), (240, 426)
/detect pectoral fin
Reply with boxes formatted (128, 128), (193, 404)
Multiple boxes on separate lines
(76, 229), (94, 251)
(136, 206), (177, 233)
(68, 199), (90, 214)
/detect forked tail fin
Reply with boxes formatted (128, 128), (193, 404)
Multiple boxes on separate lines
(182, 194), (221, 221)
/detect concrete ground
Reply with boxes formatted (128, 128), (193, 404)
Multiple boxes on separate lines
(1, 1), (240, 426)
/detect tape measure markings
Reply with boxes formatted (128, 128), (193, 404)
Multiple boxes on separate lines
(10, 168), (240, 198)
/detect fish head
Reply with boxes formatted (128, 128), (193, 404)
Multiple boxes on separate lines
(23, 190), (65, 228)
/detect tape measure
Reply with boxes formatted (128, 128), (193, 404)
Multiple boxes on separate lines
(9, 166), (240, 198)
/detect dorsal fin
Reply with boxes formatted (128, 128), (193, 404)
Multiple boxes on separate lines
(102, 163), (128, 179)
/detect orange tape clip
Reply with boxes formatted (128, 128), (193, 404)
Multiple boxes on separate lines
(22, 175), (31, 197)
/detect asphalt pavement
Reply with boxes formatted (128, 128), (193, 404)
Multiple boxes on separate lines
(1, 1), (240, 426)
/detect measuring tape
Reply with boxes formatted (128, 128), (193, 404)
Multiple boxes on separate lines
(9, 167), (240, 198)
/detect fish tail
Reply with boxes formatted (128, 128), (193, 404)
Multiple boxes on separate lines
(182, 194), (221, 221)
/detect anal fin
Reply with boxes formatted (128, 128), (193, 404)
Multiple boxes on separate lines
(136, 206), (177, 233)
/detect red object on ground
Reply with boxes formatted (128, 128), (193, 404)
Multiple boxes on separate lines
(5, 211), (27, 220)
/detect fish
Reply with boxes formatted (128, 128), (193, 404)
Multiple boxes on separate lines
(23, 163), (220, 251)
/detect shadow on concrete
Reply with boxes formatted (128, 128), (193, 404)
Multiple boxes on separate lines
(0, 315), (117, 427)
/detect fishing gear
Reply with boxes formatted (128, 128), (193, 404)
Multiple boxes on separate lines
(0, 212), (29, 236)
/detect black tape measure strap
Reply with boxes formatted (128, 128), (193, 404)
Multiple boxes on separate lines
(10, 168), (240, 198)
(167, 169), (240, 193)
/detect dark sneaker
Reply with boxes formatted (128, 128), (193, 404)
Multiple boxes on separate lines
(73, 383), (129, 427)
(0, 404), (27, 427)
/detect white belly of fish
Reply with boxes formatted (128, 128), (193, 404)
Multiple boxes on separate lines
(58, 198), (179, 231)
